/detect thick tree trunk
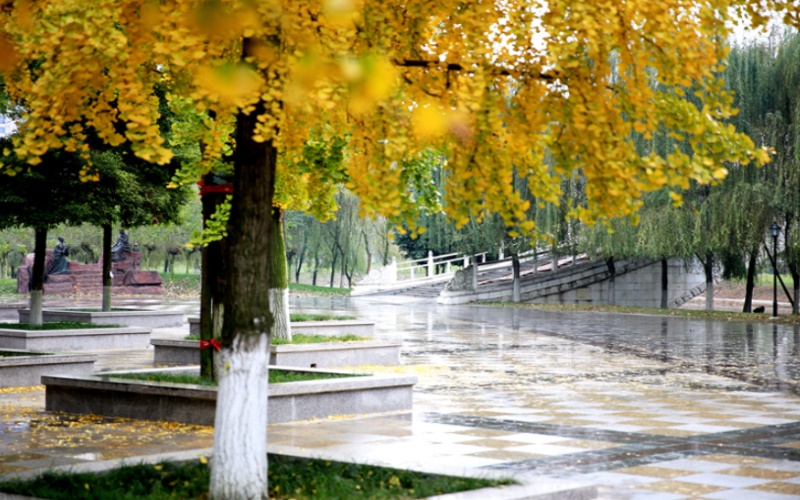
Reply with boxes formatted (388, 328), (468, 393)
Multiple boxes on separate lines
(102, 225), (112, 312)
(704, 252), (714, 312)
(660, 258), (668, 309)
(210, 38), (276, 500)
(29, 228), (47, 326)
(743, 248), (758, 313)
(200, 174), (226, 381)
(269, 208), (291, 342)
(512, 254), (521, 303)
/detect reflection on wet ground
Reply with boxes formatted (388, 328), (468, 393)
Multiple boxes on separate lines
(4, 295), (800, 498)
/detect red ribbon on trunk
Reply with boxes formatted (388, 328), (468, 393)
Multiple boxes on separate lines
(199, 339), (221, 352)
(197, 180), (233, 197)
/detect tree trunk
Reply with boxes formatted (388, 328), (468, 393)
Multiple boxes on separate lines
(102, 225), (112, 312)
(210, 38), (276, 500)
(338, 245), (346, 288)
(606, 256), (616, 306)
(163, 256), (170, 273)
(512, 254), (521, 303)
(382, 231), (390, 265)
(269, 208), (291, 342)
(704, 252), (714, 312)
(660, 258), (668, 309)
(295, 243), (306, 283)
(743, 248), (758, 313)
(363, 230), (372, 275)
(200, 173), (226, 381)
(312, 249), (319, 286)
(29, 228), (47, 326)
(329, 251), (338, 287)
(791, 259), (800, 315)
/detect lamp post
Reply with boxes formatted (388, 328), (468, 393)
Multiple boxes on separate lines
(771, 222), (781, 317)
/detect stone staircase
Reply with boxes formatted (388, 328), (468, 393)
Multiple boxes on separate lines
(383, 281), (448, 298)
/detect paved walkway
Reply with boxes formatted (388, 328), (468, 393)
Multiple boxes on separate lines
(3, 296), (800, 499)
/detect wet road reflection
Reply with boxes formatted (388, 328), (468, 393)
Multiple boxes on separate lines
(293, 296), (800, 394)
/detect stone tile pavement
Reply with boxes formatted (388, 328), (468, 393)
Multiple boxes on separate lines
(3, 296), (800, 498)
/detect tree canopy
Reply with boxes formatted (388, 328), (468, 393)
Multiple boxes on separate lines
(0, 1), (774, 236)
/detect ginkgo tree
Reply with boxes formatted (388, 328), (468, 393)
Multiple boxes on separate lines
(0, 0), (784, 498)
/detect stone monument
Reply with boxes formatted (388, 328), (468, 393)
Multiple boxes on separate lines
(17, 231), (163, 295)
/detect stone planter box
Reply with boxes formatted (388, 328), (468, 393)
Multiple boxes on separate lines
(0, 325), (151, 351)
(188, 317), (374, 337)
(0, 350), (96, 388)
(152, 339), (401, 368)
(43, 366), (417, 425)
(0, 303), (24, 320)
(19, 308), (184, 329)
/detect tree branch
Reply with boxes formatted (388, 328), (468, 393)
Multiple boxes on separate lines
(391, 58), (558, 81)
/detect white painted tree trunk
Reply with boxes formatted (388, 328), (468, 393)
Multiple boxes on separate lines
(269, 288), (291, 342)
(102, 285), (112, 312)
(210, 333), (270, 500)
(29, 290), (43, 326)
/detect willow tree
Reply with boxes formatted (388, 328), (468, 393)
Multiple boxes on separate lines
(719, 37), (793, 312)
(1, 1), (776, 497)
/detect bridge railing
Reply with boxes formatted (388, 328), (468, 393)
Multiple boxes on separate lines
(445, 248), (590, 294)
(352, 250), (488, 295)
(395, 251), (488, 281)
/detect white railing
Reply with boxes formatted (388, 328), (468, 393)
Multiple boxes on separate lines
(352, 250), (488, 295)
(353, 243), (588, 297)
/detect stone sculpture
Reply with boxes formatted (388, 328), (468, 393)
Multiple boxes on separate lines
(48, 237), (70, 275)
(111, 230), (131, 262)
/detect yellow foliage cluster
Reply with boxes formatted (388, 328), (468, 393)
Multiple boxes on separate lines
(0, 0), (785, 235)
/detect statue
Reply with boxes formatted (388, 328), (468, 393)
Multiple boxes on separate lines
(111, 229), (131, 262)
(48, 236), (70, 275)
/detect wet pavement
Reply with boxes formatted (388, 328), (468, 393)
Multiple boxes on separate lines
(3, 295), (800, 498)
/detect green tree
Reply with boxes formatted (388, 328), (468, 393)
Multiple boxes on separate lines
(0, 140), (89, 323)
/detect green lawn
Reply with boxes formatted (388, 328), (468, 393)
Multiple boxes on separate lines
(0, 278), (17, 296)
(107, 369), (363, 386)
(0, 455), (514, 499)
(289, 283), (351, 295)
(493, 302), (800, 324)
(3, 321), (121, 330)
(0, 275), (351, 297)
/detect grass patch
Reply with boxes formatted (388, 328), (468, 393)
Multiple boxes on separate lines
(156, 276), (350, 297)
(159, 272), (201, 296)
(490, 302), (800, 324)
(289, 283), (351, 296)
(108, 369), (363, 386)
(60, 308), (142, 312)
(184, 333), (368, 344)
(0, 455), (514, 499)
(0, 350), (49, 357)
(289, 313), (356, 322)
(0, 278), (17, 295)
(2, 321), (122, 330)
(272, 333), (368, 345)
